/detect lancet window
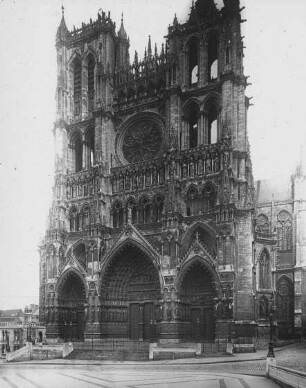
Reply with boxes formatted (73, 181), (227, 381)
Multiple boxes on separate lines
(73, 58), (82, 116)
(152, 195), (164, 222)
(276, 211), (292, 251)
(207, 30), (218, 81)
(87, 55), (95, 111)
(69, 206), (79, 232)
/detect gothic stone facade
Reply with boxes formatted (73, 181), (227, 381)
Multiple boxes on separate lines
(39, 0), (306, 343)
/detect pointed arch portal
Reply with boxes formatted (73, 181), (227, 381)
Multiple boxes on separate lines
(178, 260), (216, 341)
(100, 243), (161, 340)
(57, 270), (87, 341)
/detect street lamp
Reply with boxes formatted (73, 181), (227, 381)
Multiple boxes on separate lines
(69, 322), (73, 342)
(267, 297), (276, 358)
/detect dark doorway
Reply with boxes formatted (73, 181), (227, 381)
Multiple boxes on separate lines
(100, 244), (161, 339)
(180, 261), (215, 341)
(57, 271), (86, 341)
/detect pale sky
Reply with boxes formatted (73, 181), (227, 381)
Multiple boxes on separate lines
(0, 0), (305, 310)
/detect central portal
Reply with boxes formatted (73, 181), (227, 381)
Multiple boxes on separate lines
(100, 244), (161, 339)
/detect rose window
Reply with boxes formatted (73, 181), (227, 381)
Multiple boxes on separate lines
(122, 120), (163, 163)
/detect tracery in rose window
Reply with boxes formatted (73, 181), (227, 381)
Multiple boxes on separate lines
(122, 120), (162, 163)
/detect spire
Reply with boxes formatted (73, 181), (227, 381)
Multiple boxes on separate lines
(173, 13), (178, 28)
(161, 43), (165, 57)
(154, 43), (158, 57)
(134, 50), (138, 65)
(118, 11), (127, 39)
(296, 146), (306, 178)
(148, 35), (152, 58)
(56, 4), (69, 46)
(189, 1), (197, 23)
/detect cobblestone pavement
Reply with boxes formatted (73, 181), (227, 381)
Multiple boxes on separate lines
(0, 364), (280, 388)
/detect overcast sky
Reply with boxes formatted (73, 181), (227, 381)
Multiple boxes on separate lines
(0, 0), (305, 310)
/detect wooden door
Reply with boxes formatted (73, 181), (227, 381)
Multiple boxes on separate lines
(77, 310), (85, 340)
(204, 308), (214, 340)
(191, 308), (201, 341)
(143, 303), (154, 340)
(130, 304), (140, 340)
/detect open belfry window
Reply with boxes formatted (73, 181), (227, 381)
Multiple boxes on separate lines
(207, 31), (218, 81)
(71, 134), (83, 172)
(87, 55), (95, 111)
(208, 107), (218, 144)
(85, 127), (95, 169)
(189, 37), (199, 85)
(73, 58), (82, 115)
(189, 103), (199, 148)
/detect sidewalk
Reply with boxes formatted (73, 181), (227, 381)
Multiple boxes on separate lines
(0, 347), (267, 366)
(1, 343), (305, 372)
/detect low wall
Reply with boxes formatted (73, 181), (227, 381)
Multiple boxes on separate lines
(268, 365), (306, 388)
(6, 343), (73, 362)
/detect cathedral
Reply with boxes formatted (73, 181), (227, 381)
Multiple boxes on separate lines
(39, 0), (306, 347)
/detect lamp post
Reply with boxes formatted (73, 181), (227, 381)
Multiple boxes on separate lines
(267, 295), (276, 358)
(69, 321), (73, 342)
(64, 321), (67, 343)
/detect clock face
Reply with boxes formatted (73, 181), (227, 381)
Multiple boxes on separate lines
(122, 119), (163, 163)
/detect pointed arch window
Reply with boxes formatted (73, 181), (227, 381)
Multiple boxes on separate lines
(188, 37), (199, 85)
(69, 206), (79, 232)
(258, 249), (271, 289)
(186, 186), (198, 216)
(140, 197), (151, 224)
(81, 205), (90, 229)
(277, 211), (292, 251)
(69, 132), (83, 173)
(153, 195), (164, 222)
(184, 102), (200, 149)
(73, 58), (82, 116)
(202, 182), (216, 213)
(73, 243), (87, 270)
(87, 55), (95, 111)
